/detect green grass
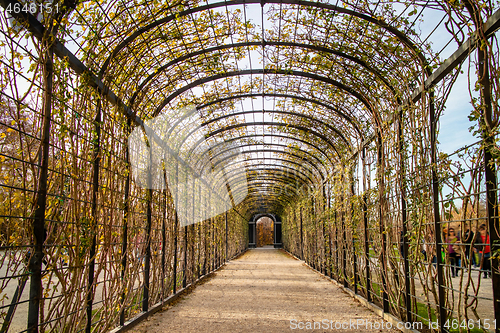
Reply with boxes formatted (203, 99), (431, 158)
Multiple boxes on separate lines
(366, 284), (487, 333)
(411, 301), (486, 333)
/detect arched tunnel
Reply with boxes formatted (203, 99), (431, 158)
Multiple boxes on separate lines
(1, 0), (500, 332)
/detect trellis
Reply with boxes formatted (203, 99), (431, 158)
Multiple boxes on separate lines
(0, 0), (500, 332)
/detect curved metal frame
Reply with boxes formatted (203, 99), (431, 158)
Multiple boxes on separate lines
(128, 41), (399, 109)
(193, 133), (335, 167)
(195, 141), (325, 172)
(95, 0), (430, 222)
(152, 69), (374, 119)
(221, 166), (312, 188)
(196, 92), (364, 137)
(222, 156), (317, 182)
(186, 121), (343, 163)
(197, 109), (350, 145)
(100, 0), (430, 78)
(198, 147), (326, 181)
(176, 111), (344, 171)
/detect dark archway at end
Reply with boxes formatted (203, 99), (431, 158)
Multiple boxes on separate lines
(248, 213), (282, 248)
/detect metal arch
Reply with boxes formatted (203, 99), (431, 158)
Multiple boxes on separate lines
(180, 135), (331, 181)
(244, 203), (287, 218)
(198, 109), (350, 145)
(163, 103), (358, 161)
(223, 156), (317, 181)
(243, 190), (299, 209)
(193, 133), (335, 168)
(201, 147), (325, 182)
(246, 174), (310, 188)
(153, 69), (374, 119)
(241, 202), (287, 220)
(14, 0), (492, 174)
(210, 152), (324, 185)
(245, 167), (311, 186)
(185, 121), (343, 164)
(221, 168), (311, 189)
(200, 148), (326, 181)
(99, 0), (430, 78)
(252, 213), (277, 224)
(128, 41), (399, 109)
(190, 145), (324, 197)
(226, 181), (302, 204)
(196, 93), (363, 137)
(234, 181), (302, 200)
(239, 164), (313, 186)
(212, 161), (314, 187)
(194, 142), (326, 174)
(212, 166), (313, 192)
(246, 195), (293, 206)
(178, 113), (343, 169)
(222, 173), (311, 197)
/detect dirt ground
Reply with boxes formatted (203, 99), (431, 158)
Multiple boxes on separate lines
(127, 247), (401, 333)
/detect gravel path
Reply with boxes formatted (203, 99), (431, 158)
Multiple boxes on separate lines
(128, 247), (401, 333)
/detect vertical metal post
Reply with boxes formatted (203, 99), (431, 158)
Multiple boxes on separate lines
(351, 173), (358, 294)
(217, 218), (221, 268)
(216, 217), (220, 268)
(362, 148), (371, 302)
(197, 221), (201, 279)
(173, 163), (179, 294)
(377, 134), (389, 313)
(312, 197), (318, 270)
(430, 90), (446, 331)
(292, 210), (296, 257)
(211, 217), (215, 272)
(172, 213), (178, 294)
(327, 181), (333, 278)
(460, 4), (500, 324)
(190, 181), (195, 284)
(399, 109), (412, 322)
(208, 217), (211, 271)
(190, 224), (195, 283)
(162, 169), (167, 301)
(143, 187), (152, 311)
(197, 185), (202, 278)
(341, 190), (347, 288)
(485, 124), (500, 333)
(334, 210), (339, 281)
(120, 119), (131, 326)
(300, 207), (304, 260)
(27, 46), (53, 333)
(273, 217), (277, 247)
(215, 220), (218, 268)
(225, 210), (228, 263)
(203, 195), (207, 276)
(322, 185), (327, 275)
(182, 167), (188, 288)
(477, 43), (500, 331)
(183, 225), (187, 288)
(142, 139), (153, 312)
(253, 217), (257, 249)
(86, 97), (102, 333)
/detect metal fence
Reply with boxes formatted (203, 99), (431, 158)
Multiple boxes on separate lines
(282, 132), (500, 333)
(1, 0), (500, 332)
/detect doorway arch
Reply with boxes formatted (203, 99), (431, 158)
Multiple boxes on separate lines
(248, 214), (282, 248)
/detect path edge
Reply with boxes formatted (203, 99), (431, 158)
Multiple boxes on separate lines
(285, 250), (420, 333)
(110, 248), (248, 333)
